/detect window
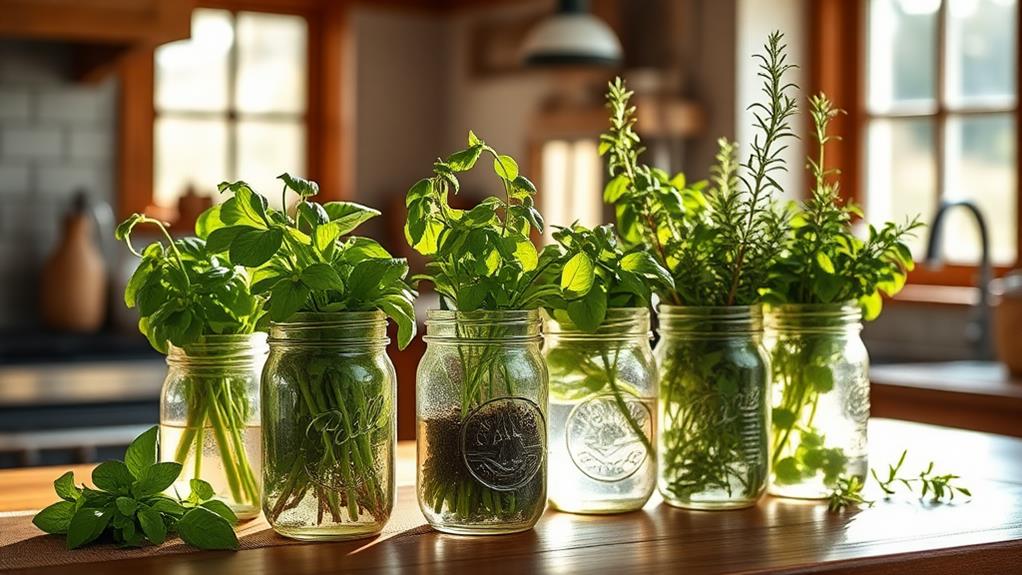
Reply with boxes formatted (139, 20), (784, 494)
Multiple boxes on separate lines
(539, 140), (603, 243)
(154, 8), (308, 211)
(865, 0), (1018, 267)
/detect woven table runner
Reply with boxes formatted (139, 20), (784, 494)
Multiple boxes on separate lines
(0, 486), (429, 570)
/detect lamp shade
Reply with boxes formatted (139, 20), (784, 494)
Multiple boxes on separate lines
(521, 0), (622, 66)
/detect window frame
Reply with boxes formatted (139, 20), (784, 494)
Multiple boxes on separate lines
(809, 0), (1022, 287)
(116, 0), (350, 227)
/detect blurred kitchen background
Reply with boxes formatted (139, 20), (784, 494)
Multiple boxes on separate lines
(0, 0), (1019, 466)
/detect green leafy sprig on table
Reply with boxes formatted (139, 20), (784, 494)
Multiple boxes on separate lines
(32, 427), (239, 550)
(537, 222), (674, 331)
(828, 450), (970, 512)
(762, 93), (923, 318)
(196, 173), (416, 348)
(115, 215), (263, 354)
(405, 131), (549, 311)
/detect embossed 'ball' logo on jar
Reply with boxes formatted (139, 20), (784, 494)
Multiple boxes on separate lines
(461, 397), (545, 491)
(567, 394), (651, 482)
(303, 394), (386, 490)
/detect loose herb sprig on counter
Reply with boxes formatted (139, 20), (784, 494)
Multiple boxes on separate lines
(828, 450), (970, 512)
(115, 215), (263, 511)
(405, 132), (548, 523)
(197, 174), (415, 527)
(32, 427), (238, 550)
(765, 94), (923, 492)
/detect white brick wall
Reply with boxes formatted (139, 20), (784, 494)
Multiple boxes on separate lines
(0, 88), (30, 121)
(1, 126), (63, 159)
(0, 40), (118, 328)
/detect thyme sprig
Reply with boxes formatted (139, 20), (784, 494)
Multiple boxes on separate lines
(828, 450), (971, 511)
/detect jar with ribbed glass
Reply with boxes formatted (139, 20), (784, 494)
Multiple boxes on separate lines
(766, 303), (869, 499)
(417, 309), (547, 535)
(261, 312), (396, 540)
(160, 333), (267, 520)
(544, 308), (656, 514)
(655, 305), (770, 510)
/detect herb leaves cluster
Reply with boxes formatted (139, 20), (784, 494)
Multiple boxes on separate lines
(405, 132), (549, 311)
(601, 31), (795, 307)
(33, 427), (239, 550)
(198, 174), (417, 347)
(115, 216), (262, 354)
(763, 93), (922, 320)
(538, 223), (673, 331)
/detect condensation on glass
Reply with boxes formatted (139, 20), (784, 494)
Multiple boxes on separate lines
(544, 309), (657, 514)
(160, 333), (267, 520)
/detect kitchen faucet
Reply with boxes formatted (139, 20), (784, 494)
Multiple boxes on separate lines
(924, 199), (994, 360)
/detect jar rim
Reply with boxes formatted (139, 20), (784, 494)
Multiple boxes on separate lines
(271, 310), (387, 327)
(542, 307), (651, 337)
(765, 301), (862, 317)
(426, 309), (540, 322)
(658, 304), (762, 319)
(168, 332), (268, 364)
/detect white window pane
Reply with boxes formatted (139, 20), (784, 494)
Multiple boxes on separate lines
(235, 12), (308, 114)
(946, 0), (1017, 108)
(540, 140), (602, 243)
(236, 119), (306, 210)
(155, 9), (233, 112)
(868, 0), (939, 113)
(155, 117), (229, 208)
(867, 118), (937, 259)
(944, 114), (1017, 264)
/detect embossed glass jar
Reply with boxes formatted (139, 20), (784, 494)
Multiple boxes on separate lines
(417, 309), (547, 535)
(544, 308), (656, 514)
(262, 312), (396, 541)
(161, 333), (267, 520)
(765, 303), (869, 499)
(655, 305), (770, 510)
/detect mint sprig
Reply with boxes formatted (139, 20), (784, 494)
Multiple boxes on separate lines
(32, 427), (239, 551)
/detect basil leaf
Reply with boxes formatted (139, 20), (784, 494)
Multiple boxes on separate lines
(205, 225), (249, 254)
(229, 228), (283, 267)
(269, 280), (310, 322)
(566, 283), (607, 332)
(53, 471), (81, 502)
(492, 154), (519, 181)
(92, 461), (134, 494)
(322, 202), (381, 235)
(299, 263), (343, 291)
(67, 508), (111, 549)
(137, 507), (167, 545)
(124, 426), (158, 479)
(560, 252), (595, 298)
(278, 173), (319, 197)
(33, 501), (76, 534)
(176, 507), (239, 551)
(200, 500), (238, 524)
(131, 462), (183, 498)
(189, 478), (215, 501)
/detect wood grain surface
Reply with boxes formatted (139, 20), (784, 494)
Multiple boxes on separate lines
(1, 419), (1020, 574)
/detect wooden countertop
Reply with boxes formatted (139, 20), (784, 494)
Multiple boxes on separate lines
(871, 361), (1022, 437)
(2, 419), (1022, 574)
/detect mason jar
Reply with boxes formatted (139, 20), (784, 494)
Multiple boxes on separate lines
(417, 309), (547, 535)
(160, 333), (267, 520)
(765, 303), (869, 499)
(261, 312), (396, 540)
(544, 308), (656, 514)
(655, 305), (770, 510)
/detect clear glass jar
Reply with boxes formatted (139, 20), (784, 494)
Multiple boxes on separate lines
(765, 303), (869, 499)
(417, 309), (547, 535)
(161, 333), (267, 520)
(655, 305), (770, 510)
(261, 312), (396, 541)
(544, 308), (656, 514)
